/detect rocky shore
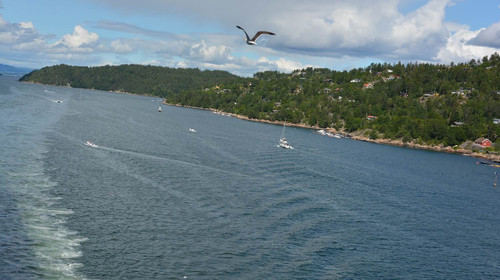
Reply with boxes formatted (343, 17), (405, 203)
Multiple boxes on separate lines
(165, 102), (500, 162)
(349, 134), (500, 162)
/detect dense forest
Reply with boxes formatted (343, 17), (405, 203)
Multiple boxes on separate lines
(20, 64), (238, 96)
(21, 54), (500, 150)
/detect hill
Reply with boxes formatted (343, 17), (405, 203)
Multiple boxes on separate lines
(20, 64), (240, 97)
(166, 54), (500, 152)
(0, 64), (33, 74)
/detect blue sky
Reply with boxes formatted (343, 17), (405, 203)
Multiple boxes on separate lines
(0, 0), (499, 76)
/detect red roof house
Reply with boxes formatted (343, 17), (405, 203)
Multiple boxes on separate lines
(475, 138), (492, 147)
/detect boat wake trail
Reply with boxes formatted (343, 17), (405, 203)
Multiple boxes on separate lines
(97, 145), (253, 178)
(2, 155), (86, 279)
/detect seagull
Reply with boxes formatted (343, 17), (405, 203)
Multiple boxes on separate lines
(236, 26), (275, 45)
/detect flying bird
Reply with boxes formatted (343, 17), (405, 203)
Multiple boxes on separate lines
(236, 25), (275, 45)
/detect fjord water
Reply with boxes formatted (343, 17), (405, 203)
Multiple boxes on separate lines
(1, 75), (499, 279)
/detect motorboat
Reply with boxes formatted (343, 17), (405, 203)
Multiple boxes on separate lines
(188, 128), (197, 133)
(84, 140), (98, 148)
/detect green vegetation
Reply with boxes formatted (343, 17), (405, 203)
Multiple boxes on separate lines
(20, 64), (239, 96)
(20, 54), (500, 149)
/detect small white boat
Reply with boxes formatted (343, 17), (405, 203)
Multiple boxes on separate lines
(279, 137), (293, 149)
(316, 129), (326, 136)
(188, 128), (197, 133)
(84, 140), (98, 148)
(278, 121), (293, 149)
(158, 106), (162, 112)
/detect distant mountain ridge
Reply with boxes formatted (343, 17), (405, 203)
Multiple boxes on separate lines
(0, 64), (33, 74)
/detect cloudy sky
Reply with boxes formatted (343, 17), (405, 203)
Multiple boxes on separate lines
(0, 0), (499, 76)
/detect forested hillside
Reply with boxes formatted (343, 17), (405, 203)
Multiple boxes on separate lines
(20, 55), (500, 149)
(20, 64), (239, 96)
(168, 54), (500, 148)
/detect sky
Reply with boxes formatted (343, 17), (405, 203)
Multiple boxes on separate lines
(0, 0), (499, 76)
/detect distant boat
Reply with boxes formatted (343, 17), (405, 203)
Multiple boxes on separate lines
(278, 121), (293, 149)
(316, 129), (326, 136)
(480, 159), (500, 167)
(158, 105), (162, 112)
(188, 128), (197, 133)
(84, 140), (98, 148)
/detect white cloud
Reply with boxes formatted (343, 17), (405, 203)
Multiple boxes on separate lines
(176, 60), (188, 68)
(12, 37), (45, 51)
(19, 21), (34, 29)
(435, 27), (499, 63)
(110, 39), (134, 53)
(256, 57), (310, 73)
(389, 0), (449, 58)
(0, 15), (39, 45)
(467, 21), (500, 49)
(0, 15), (106, 67)
(186, 40), (233, 63)
(53, 25), (99, 51)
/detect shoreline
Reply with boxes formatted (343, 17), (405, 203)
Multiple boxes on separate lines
(349, 135), (500, 161)
(20, 79), (499, 162)
(164, 101), (500, 162)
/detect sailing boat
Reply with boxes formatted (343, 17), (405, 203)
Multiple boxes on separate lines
(158, 105), (162, 112)
(278, 120), (293, 149)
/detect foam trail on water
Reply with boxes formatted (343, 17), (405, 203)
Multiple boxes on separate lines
(10, 162), (87, 279)
(0, 81), (87, 279)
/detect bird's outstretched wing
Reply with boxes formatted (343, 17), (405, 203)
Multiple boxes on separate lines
(236, 26), (251, 41)
(251, 31), (276, 42)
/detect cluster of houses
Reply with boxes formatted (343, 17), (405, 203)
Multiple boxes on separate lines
(451, 88), (472, 96)
(348, 71), (401, 90)
(203, 84), (232, 94)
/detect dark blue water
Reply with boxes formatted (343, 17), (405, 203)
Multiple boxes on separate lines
(1, 75), (499, 279)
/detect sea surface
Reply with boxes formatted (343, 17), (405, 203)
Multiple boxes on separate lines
(1, 75), (499, 279)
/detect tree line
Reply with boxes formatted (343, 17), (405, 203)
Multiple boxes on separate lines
(20, 54), (500, 149)
(20, 64), (239, 96)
